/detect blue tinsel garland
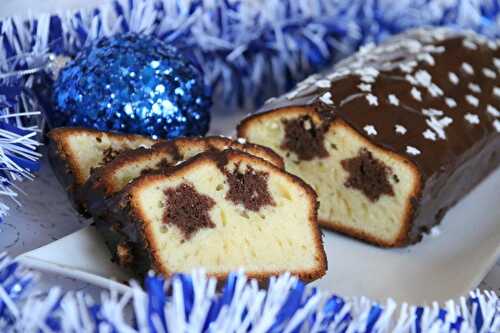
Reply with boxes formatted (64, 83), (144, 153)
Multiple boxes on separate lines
(0, 2), (499, 329)
(0, 254), (498, 332)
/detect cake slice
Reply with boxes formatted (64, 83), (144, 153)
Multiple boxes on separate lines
(238, 28), (500, 247)
(48, 127), (157, 213)
(102, 149), (326, 282)
(82, 136), (284, 215)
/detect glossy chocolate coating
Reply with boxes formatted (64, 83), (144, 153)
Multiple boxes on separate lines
(257, 28), (500, 244)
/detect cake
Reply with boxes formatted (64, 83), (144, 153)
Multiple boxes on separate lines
(101, 149), (326, 281)
(237, 28), (500, 247)
(81, 136), (284, 215)
(48, 127), (157, 213)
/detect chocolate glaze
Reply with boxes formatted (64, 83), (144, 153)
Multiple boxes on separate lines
(246, 28), (500, 245)
(163, 183), (216, 240)
(224, 164), (276, 211)
(341, 149), (394, 202)
(281, 116), (329, 161)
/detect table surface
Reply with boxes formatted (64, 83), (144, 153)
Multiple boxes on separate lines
(0, 0), (499, 300)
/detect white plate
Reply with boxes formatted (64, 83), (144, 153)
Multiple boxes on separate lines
(14, 156), (500, 305)
(7, 109), (500, 304)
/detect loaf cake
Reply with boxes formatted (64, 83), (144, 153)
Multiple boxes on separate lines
(238, 28), (500, 247)
(102, 149), (326, 281)
(81, 136), (283, 215)
(48, 127), (157, 213)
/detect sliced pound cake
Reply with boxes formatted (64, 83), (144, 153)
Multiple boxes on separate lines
(48, 127), (157, 213)
(102, 149), (326, 282)
(238, 28), (500, 247)
(82, 136), (283, 215)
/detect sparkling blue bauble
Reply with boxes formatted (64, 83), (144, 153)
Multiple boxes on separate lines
(52, 34), (211, 138)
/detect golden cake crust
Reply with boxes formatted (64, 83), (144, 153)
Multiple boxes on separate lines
(86, 136), (284, 199)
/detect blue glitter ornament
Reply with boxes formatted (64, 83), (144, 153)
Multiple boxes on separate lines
(51, 34), (211, 138)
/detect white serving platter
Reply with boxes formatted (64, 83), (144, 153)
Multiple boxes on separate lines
(14, 155), (500, 305)
(3, 107), (498, 304)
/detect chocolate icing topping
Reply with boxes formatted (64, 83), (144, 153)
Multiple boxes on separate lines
(163, 183), (216, 240)
(249, 28), (500, 244)
(259, 29), (500, 178)
(281, 116), (329, 161)
(224, 164), (275, 211)
(341, 149), (394, 202)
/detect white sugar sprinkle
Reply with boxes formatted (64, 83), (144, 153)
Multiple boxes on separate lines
(482, 68), (496, 79)
(395, 124), (407, 135)
(487, 104), (500, 117)
(423, 129), (437, 141)
(462, 39), (478, 50)
(358, 83), (372, 92)
(422, 108), (443, 117)
(488, 41), (498, 50)
(366, 94), (379, 106)
(363, 125), (377, 136)
(426, 117), (453, 140)
(418, 53), (435, 66)
(494, 58), (500, 69)
(428, 83), (444, 97)
(405, 74), (418, 85)
(361, 75), (376, 83)
(406, 146), (421, 155)
(445, 97), (457, 108)
(464, 113), (480, 124)
(319, 91), (333, 105)
(494, 119), (500, 132)
(415, 70), (432, 86)
(362, 67), (379, 77)
(448, 72), (459, 85)
(237, 137), (247, 144)
(399, 61), (417, 73)
(468, 83), (481, 93)
(465, 94), (479, 107)
(411, 87), (422, 101)
(424, 45), (446, 54)
(461, 62), (474, 75)
(388, 94), (400, 106)
(493, 87), (500, 98)
(315, 80), (331, 88)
